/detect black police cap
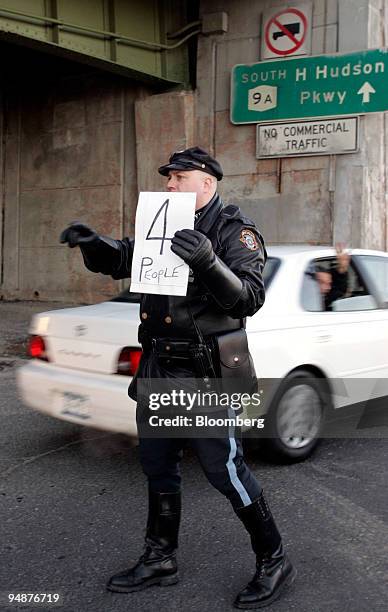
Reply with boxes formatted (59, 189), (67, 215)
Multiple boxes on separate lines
(158, 146), (223, 181)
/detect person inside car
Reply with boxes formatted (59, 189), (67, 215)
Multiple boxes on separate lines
(316, 243), (350, 311)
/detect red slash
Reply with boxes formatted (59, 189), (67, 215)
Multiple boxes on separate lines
(265, 8), (307, 56)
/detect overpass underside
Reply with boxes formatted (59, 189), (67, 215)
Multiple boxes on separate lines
(0, 0), (198, 87)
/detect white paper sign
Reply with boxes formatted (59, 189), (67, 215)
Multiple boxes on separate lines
(130, 192), (196, 296)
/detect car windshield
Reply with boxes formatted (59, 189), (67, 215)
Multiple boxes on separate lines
(110, 256), (280, 303)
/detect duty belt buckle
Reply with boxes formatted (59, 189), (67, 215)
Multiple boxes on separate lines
(168, 341), (192, 360)
(162, 340), (192, 360)
(152, 338), (175, 359)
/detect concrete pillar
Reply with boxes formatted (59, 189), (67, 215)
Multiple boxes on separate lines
(197, 0), (388, 249)
(197, 0), (337, 245)
(135, 90), (196, 192)
(334, 0), (388, 249)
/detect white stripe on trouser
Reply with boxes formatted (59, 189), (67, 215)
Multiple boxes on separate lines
(226, 407), (252, 507)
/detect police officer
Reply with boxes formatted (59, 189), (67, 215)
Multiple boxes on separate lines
(60, 147), (296, 609)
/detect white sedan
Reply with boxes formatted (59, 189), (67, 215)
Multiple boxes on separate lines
(17, 245), (388, 461)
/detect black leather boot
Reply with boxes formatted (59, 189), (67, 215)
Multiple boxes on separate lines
(233, 491), (296, 609)
(107, 491), (181, 593)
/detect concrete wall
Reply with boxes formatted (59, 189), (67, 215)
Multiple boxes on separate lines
(0, 46), (146, 303)
(334, 0), (388, 249)
(135, 91), (196, 192)
(196, 0), (388, 248)
(1, 0), (387, 304)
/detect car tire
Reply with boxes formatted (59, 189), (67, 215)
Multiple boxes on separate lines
(259, 369), (331, 463)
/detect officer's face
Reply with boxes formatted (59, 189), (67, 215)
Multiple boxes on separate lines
(166, 170), (214, 210)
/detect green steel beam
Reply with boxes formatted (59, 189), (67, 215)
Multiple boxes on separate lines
(0, 0), (199, 87)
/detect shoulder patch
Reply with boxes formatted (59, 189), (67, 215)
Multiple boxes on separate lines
(239, 228), (259, 251)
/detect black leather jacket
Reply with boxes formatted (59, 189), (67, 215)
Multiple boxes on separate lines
(79, 193), (267, 340)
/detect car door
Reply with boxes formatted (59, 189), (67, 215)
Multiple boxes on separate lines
(301, 255), (388, 407)
(354, 253), (388, 303)
(351, 253), (388, 396)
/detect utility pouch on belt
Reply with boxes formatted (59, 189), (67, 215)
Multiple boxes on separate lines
(215, 328), (258, 394)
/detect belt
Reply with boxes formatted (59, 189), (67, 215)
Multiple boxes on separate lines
(139, 326), (216, 372)
(139, 330), (194, 360)
(141, 333), (217, 380)
(151, 338), (195, 359)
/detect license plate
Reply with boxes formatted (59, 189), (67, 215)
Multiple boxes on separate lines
(54, 390), (91, 420)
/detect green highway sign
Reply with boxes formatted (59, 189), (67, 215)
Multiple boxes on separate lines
(231, 48), (388, 124)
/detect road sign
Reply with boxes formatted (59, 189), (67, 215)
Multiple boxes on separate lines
(231, 48), (388, 124)
(256, 117), (359, 158)
(261, 3), (312, 59)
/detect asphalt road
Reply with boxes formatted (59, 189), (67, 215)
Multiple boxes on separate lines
(1, 361), (387, 612)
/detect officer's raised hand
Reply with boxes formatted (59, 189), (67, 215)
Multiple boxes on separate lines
(171, 229), (214, 268)
(59, 221), (123, 275)
(59, 221), (98, 248)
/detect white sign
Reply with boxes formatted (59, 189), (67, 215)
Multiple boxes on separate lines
(256, 117), (359, 158)
(130, 192), (196, 296)
(261, 2), (312, 60)
(248, 85), (278, 112)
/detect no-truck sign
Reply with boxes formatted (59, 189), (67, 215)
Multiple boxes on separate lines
(262, 3), (312, 60)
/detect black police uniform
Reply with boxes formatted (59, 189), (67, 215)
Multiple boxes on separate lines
(114, 192), (264, 508)
(59, 147), (295, 609)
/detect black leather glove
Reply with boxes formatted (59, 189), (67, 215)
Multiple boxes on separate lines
(59, 221), (122, 275)
(59, 221), (97, 248)
(171, 229), (214, 268)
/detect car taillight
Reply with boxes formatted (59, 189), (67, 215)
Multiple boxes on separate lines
(28, 335), (49, 361)
(116, 348), (142, 376)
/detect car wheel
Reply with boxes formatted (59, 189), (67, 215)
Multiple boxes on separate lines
(260, 369), (330, 463)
